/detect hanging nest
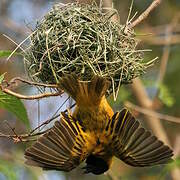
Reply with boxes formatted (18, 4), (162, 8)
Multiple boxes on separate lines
(24, 2), (152, 98)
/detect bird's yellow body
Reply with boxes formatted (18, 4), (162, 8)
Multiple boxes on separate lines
(60, 75), (115, 172)
(73, 96), (114, 131)
(73, 98), (114, 167)
(25, 75), (173, 175)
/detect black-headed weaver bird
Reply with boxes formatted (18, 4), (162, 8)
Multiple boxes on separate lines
(25, 75), (173, 175)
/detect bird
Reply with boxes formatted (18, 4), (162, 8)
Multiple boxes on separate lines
(25, 75), (173, 175)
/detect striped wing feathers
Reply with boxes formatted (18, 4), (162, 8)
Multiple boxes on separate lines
(107, 109), (173, 167)
(25, 113), (95, 171)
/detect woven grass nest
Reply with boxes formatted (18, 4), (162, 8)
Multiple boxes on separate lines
(24, 2), (152, 98)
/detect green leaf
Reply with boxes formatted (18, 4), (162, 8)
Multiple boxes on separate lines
(0, 91), (30, 128)
(0, 50), (20, 58)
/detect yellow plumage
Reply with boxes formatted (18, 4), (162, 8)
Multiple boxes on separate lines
(25, 75), (173, 175)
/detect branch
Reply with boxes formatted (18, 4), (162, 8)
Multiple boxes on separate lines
(129, 0), (161, 29)
(0, 76), (62, 99)
(0, 129), (49, 143)
(125, 101), (180, 124)
(0, 86), (62, 100)
(131, 78), (171, 146)
(144, 23), (180, 35)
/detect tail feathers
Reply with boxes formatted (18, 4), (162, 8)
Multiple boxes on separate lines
(59, 75), (79, 101)
(106, 109), (173, 167)
(59, 75), (110, 106)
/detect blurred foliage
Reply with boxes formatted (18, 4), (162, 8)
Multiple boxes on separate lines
(0, 0), (179, 180)
(142, 79), (175, 107)
(160, 157), (180, 179)
(0, 159), (18, 180)
(0, 74), (30, 129)
(164, 49), (180, 114)
(0, 156), (39, 180)
(158, 83), (174, 107)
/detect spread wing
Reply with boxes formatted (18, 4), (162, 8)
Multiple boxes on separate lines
(106, 108), (173, 167)
(25, 113), (96, 171)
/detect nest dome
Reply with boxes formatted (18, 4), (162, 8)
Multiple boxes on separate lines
(25, 3), (149, 97)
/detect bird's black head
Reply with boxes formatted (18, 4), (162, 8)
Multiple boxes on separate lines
(82, 154), (109, 175)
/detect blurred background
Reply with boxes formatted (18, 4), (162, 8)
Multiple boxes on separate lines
(0, 0), (179, 179)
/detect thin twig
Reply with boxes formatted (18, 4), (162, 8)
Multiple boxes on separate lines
(141, 34), (180, 45)
(125, 101), (180, 124)
(7, 31), (36, 61)
(29, 103), (76, 135)
(6, 30), (37, 61)
(0, 103), (76, 143)
(3, 34), (25, 52)
(39, 96), (70, 132)
(0, 129), (49, 142)
(129, 0), (161, 29)
(8, 77), (59, 88)
(4, 121), (23, 143)
(29, 114), (59, 135)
